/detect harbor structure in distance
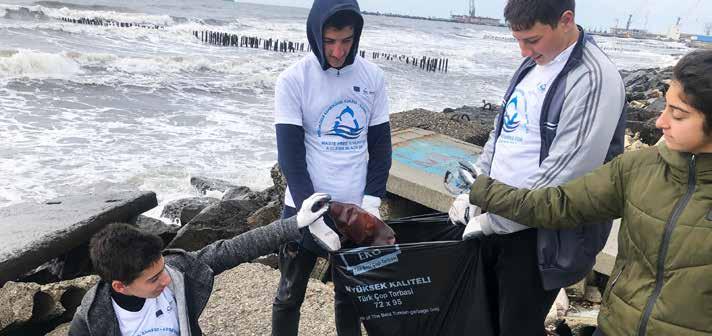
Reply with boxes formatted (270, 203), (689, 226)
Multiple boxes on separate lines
(450, 0), (504, 27)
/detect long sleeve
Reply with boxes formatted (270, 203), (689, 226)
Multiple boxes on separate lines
(276, 124), (315, 210)
(364, 122), (392, 197)
(469, 156), (625, 230)
(474, 117), (498, 176)
(192, 216), (302, 275)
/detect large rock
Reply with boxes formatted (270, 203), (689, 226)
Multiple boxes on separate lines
(246, 200), (282, 227)
(160, 197), (219, 225)
(0, 281), (40, 330)
(223, 186), (274, 209)
(645, 96), (666, 114)
(621, 67), (672, 94)
(221, 186), (253, 201)
(190, 176), (240, 194)
(0, 275), (99, 332)
(626, 106), (662, 145)
(620, 67), (672, 146)
(168, 199), (263, 251)
(0, 191), (157, 286)
(40, 275), (100, 319)
(21, 243), (93, 284)
(132, 215), (180, 245)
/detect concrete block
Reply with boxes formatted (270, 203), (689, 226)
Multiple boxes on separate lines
(0, 191), (157, 286)
(387, 128), (482, 212)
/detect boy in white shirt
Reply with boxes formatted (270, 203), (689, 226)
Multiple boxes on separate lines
(69, 194), (335, 336)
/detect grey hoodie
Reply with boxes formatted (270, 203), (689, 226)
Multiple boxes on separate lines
(68, 217), (302, 336)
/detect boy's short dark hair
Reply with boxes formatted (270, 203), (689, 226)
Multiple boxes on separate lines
(89, 223), (164, 284)
(674, 50), (712, 135)
(324, 10), (360, 31)
(504, 0), (575, 31)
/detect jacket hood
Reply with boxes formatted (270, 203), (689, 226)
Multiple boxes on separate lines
(306, 0), (364, 70)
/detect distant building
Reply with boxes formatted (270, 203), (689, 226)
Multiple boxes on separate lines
(451, 0), (503, 27)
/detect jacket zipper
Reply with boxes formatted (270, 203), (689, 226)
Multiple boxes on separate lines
(337, 69), (340, 77)
(605, 264), (625, 301)
(636, 154), (697, 336)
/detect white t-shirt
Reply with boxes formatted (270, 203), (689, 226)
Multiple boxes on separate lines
(488, 42), (576, 234)
(274, 53), (389, 207)
(112, 287), (180, 336)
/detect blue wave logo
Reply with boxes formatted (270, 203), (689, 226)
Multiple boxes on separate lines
(325, 106), (364, 139)
(502, 96), (521, 133)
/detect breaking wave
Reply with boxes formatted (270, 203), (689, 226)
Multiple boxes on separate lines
(0, 49), (81, 78)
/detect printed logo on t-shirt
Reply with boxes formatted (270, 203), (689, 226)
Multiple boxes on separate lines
(113, 288), (180, 336)
(317, 99), (368, 152)
(499, 89), (530, 145)
(353, 85), (375, 96)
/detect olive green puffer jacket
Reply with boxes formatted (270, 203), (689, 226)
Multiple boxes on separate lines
(470, 143), (712, 335)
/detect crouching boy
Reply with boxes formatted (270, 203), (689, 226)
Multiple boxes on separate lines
(69, 193), (336, 336)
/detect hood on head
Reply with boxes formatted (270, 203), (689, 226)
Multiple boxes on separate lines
(306, 0), (364, 70)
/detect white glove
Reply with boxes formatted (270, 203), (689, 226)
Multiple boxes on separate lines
(309, 218), (341, 251)
(297, 193), (341, 251)
(361, 195), (382, 220)
(448, 194), (481, 226)
(462, 214), (492, 240)
(297, 193), (331, 228)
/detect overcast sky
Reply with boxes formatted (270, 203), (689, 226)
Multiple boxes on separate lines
(238, 0), (712, 35)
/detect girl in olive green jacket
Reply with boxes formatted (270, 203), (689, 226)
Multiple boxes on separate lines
(467, 50), (712, 336)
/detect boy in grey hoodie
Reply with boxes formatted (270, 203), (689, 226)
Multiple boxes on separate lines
(69, 193), (336, 336)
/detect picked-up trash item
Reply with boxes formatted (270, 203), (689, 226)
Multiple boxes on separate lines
(328, 201), (396, 246)
(443, 160), (478, 195)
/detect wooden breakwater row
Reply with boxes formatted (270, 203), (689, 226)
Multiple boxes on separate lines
(195, 30), (450, 73)
(360, 50), (448, 73)
(194, 30), (307, 53)
(58, 16), (163, 29)
(55, 16), (452, 73)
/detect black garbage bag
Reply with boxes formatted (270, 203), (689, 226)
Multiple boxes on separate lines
(331, 213), (495, 336)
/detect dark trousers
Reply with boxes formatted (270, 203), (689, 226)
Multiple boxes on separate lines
(481, 228), (559, 336)
(271, 207), (361, 336)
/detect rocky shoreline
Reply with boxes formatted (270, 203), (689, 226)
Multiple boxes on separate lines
(0, 66), (669, 335)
